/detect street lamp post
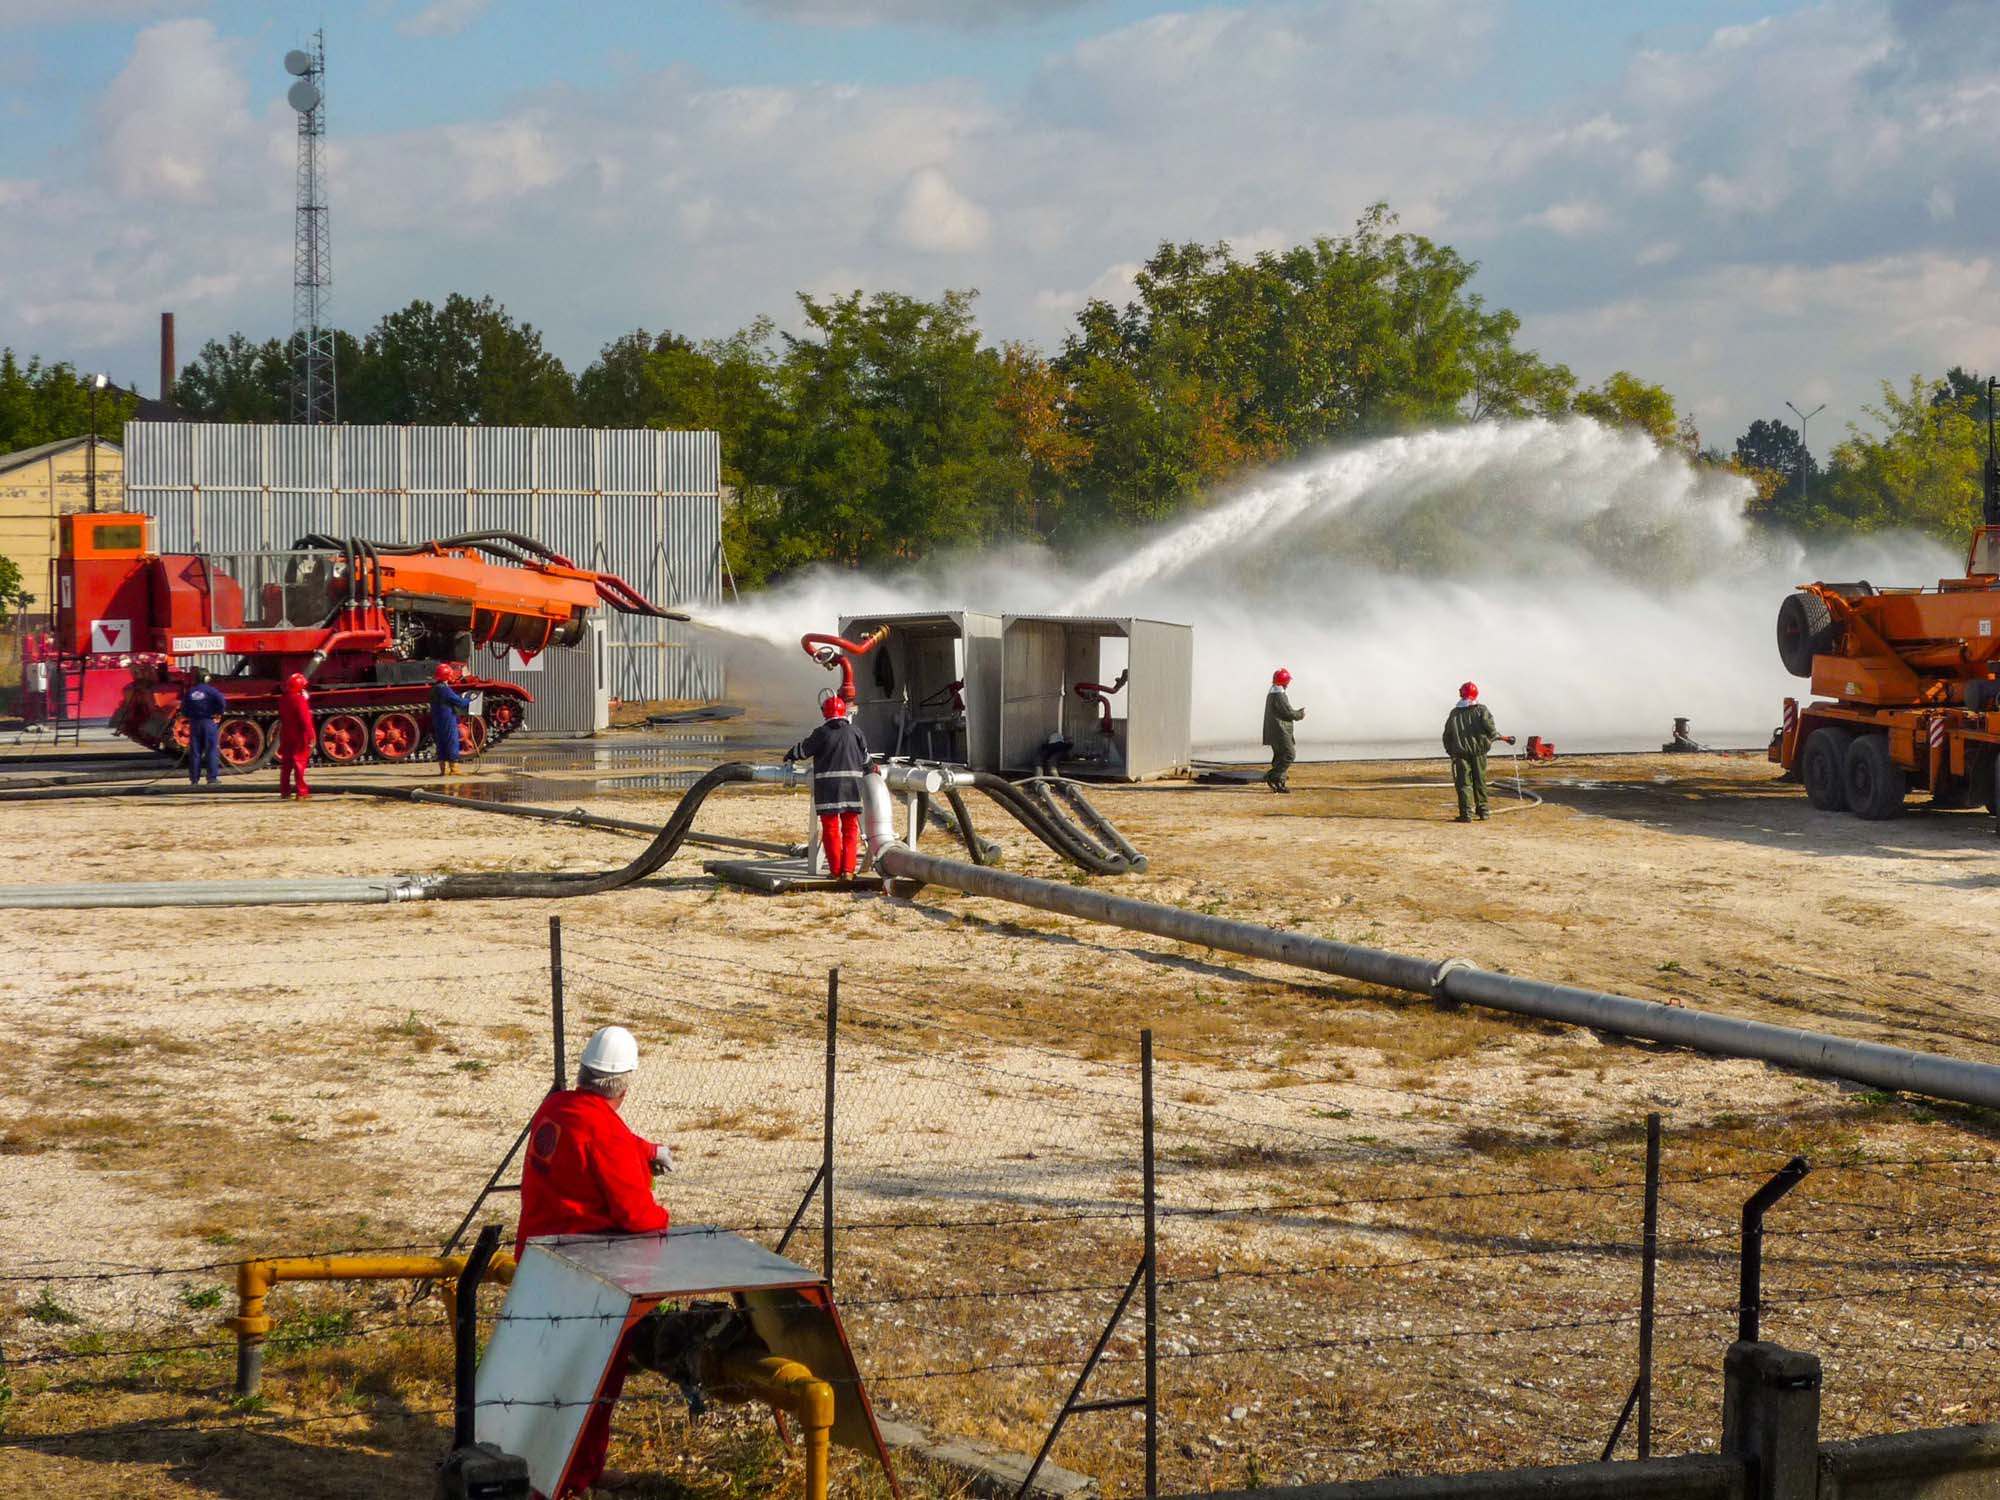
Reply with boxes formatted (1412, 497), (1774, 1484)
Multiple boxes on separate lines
(86, 373), (108, 513)
(1785, 399), (1826, 510)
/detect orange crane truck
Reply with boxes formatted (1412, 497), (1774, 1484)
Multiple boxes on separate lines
(54, 510), (686, 769)
(1770, 382), (2000, 822)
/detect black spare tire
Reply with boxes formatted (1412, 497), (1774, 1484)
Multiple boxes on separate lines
(1777, 592), (1836, 678)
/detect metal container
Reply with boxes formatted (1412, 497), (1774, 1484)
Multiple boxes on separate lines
(479, 617), (609, 736)
(999, 614), (1192, 780)
(837, 610), (1003, 768)
(122, 422), (723, 706)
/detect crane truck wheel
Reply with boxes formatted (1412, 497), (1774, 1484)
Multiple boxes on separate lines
(1800, 727), (1854, 812)
(1776, 592), (1836, 678)
(1843, 733), (1907, 820)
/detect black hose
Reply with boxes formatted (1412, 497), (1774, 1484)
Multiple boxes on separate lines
(967, 772), (1131, 875)
(940, 785), (996, 866)
(0, 766), (768, 898)
(1038, 778), (1148, 873)
(1016, 778), (1127, 870)
(427, 763), (759, 899)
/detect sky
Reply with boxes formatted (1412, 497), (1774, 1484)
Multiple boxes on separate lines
(3, 0), (1998, 455)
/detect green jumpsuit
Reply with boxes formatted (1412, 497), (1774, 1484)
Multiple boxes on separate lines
(1262, 687), (1305, 791)
(1443, 701), (1498, 819)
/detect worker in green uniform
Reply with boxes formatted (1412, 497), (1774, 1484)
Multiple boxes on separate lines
(1262, 668), (1305, 793)
(1443, 681), (1514, 822)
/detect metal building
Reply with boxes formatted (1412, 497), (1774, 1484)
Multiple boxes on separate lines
(121, 421), (723, 707)
(838, 610), (1002, 767)
(1000, 615), (1192, 781)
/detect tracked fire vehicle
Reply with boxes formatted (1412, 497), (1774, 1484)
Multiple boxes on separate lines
(55, 510), (686, 769)
(1770, 380), (2000, 821)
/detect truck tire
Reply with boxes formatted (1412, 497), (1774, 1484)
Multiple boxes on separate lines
(1801, 727), (1853, 811)
(1776, 592), (1836, 678)
(1844, 733), (1907, 820)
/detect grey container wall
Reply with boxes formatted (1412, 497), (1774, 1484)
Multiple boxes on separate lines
(122, 422), (724, 706)
(838, 611), (1002, 768)
(999, 615), (1192, 781)
(479, 617), (610, 736)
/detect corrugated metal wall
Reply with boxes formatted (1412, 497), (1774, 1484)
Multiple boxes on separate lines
(123, 422), (723, 705)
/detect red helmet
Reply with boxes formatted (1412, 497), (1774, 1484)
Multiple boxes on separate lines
(284, 673), (308, 693)
(1272, 668), (1292, 687)
(820, 696), (847, 720)
(1460, 681), (1479, 700)
(435, 663), (456, 682)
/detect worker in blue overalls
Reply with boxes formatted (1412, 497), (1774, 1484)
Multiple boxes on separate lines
(430, 663), (473, 777)
(179, 668), (227, 786)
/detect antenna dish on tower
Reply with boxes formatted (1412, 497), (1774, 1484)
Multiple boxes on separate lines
(284, 48), (315, 76)
(287, 79), (322, 114)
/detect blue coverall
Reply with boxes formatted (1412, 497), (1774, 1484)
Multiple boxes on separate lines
(180, 681), (227, 785)
(430, 680), (473, 763)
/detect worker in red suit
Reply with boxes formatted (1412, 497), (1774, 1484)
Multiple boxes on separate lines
(784, 694), (870, 879)
(516, 1025), (672, 1496)
(276, 673), (314, 801)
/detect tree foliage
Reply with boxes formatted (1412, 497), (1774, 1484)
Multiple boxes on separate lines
(146, 210), (1727, 579)
(0, 350), (137, 455)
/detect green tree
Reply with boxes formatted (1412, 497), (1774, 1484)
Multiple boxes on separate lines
(1572, 371), (1681, 448)
(0, 350), (137, 453)
(755, 289), (1026, 571)
(1818, 376), (1985, 541)
(344, 295), (575, 425)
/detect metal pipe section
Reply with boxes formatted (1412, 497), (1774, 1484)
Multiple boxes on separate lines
(858, 777), (2000, 1112)
(230, 1249), (516, 1397)
(0, 877), (436, 909)
(707, 1349), (837, 1500)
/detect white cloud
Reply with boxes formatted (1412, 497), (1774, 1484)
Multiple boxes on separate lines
(1928, 183), (1956, 221)
(397, 0), (491, 39)
(892, 166), (991, 253)
(1526, 198), (1608, 236)
(1634, 241), (1680, 268)
(93, 19), (260, 204)
(0, 0), (190, 24)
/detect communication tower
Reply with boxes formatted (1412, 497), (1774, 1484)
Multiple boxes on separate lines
(284, 36), (337, 425)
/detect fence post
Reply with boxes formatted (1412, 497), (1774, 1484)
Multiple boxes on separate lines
(1638, 1111), (1660, 1459)
(1142, 1028), (1158, 1498)
(1739, 1157), (1810, 1343)
(549, 915), (566, 1093)
(1722, 1341), (1822, 1500)
(823, 966), (839, 1287)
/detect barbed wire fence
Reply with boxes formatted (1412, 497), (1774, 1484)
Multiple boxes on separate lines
(7, 915), (2000, 1499)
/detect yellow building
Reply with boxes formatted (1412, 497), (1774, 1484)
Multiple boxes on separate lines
(0, 436), (124, 615)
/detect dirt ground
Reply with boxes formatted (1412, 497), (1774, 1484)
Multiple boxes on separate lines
(2, 739), (1999, 1497)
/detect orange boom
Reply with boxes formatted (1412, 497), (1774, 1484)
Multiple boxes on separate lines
(55, 511), (686, 769)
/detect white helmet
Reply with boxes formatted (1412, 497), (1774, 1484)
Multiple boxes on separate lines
(579, 1025), (638, 1076)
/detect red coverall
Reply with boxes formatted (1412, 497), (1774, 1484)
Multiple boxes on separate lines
(277, 687), (314, 798)
(516, 1090), (669, 1496)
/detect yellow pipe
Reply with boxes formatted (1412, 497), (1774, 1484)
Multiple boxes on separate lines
(228, 1251), (515, 1396)
(708, 1348), (836, 1500)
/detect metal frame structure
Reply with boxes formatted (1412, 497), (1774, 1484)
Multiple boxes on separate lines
(290, 32), (336, 426)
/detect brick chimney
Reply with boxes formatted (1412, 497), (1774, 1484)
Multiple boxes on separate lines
(160, 312), (175, 402)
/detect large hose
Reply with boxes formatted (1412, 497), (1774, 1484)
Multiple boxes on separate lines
(0, 766), (767, 907)
(858, 777), (2000, 1114)
(937, 786), (998, 865)
(967, 772), (1134, 876)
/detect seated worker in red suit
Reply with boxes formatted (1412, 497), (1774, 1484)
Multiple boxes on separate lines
(516, 1025), (673, 1496)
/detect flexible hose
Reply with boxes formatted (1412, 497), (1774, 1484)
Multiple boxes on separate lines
(967, 772), (1132, 875)
(1016, 778), (1128, 870)
(1038, 778), (1149, 872)
(938, 786), (998, 865)
(0, 766), (767, 902)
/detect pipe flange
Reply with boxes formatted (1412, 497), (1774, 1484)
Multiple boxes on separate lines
(1430, 957), (1478, 998)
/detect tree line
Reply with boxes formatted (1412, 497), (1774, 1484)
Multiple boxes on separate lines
(9, 206), (1992, 585)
